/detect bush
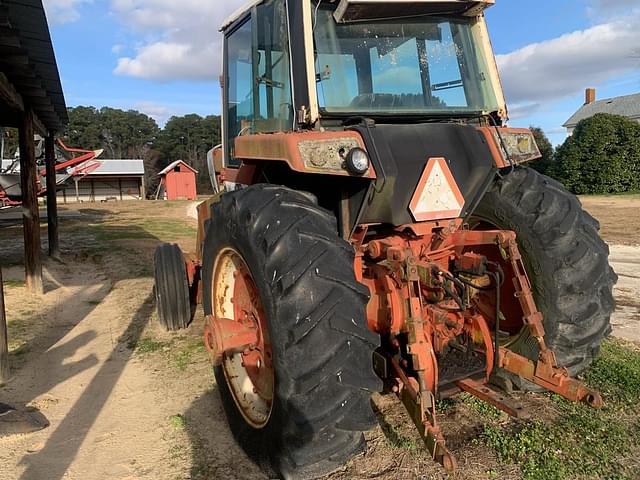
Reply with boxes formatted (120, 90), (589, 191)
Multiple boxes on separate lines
(550, 113), (640, 194)
(528, 126), (554, 175)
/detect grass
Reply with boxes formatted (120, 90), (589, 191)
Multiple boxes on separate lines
(135, 337), (170, 354)
(3, 280), (23, 289)
(172, 337), (206, 372)
(77, 219), (197, 243)
(169, 414), (186, 429)
(460, 393), (503, 420)
(133, 335), (206, 372)
(481, 339), (640, 479)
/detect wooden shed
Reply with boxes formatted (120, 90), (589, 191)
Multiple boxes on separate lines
(158, 160), (197, 201)
(0, 0), (69, 294)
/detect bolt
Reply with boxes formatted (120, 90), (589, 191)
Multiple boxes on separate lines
(392, 385), (399, 393)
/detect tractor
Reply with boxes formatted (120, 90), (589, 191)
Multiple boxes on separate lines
(153, 1), (617, 478)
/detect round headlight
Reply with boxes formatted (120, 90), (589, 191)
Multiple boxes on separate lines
(345, 148), (370, 175)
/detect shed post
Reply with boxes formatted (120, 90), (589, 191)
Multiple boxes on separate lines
(45, 133), (60, 258)
(0, 267), (9, 384)
(19, 108), (43, 295)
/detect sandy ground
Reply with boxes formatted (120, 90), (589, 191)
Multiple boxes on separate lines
(609, 245), (640, 342)
(0, 195), (637, 480)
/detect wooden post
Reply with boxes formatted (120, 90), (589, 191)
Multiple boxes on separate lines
(45, 133), (60, 258)
(0, 267), (9, 384)
(19, 108), (43, 295)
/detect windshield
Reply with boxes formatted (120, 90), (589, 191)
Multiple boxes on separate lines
(313, 9), (500, 116)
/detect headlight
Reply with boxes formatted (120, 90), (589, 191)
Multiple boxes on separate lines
(492, 129), (541, 165)
(345, 148), (370, 175)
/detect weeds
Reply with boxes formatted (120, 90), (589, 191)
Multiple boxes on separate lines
(173, 337), (206, 371)
(482, 339), (640, 479)
(135, 338), (169, 354)
(460, 393), (503, 420)
(169, 414), (186, 429)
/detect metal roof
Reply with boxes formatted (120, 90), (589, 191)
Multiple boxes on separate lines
(2, 158), (145, 176)
(564, 92), (640, 128)
(158, 160), (198, 175)
(90, 159), (145, 176)
(0, 0), (68, 131)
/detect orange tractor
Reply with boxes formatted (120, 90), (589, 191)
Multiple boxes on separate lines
(154, 1), (616, 478)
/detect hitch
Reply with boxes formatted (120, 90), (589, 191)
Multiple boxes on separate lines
(374, 231), (603, 473)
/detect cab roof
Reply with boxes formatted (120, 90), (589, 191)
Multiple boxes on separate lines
(221, 0), (495, 32)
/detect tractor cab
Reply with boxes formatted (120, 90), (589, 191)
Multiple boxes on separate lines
(218, 0), (508, 168)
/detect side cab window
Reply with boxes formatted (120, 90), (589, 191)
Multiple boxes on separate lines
(224, 0), (293, 168)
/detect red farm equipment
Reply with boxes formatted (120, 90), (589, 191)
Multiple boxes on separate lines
(0, 137), (103, 207)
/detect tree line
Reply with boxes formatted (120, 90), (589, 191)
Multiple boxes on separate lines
(62, 106), (221, 196)
(529, 113), (640, 195)
(0, 106), (217, 196)
(4, 106), (637, 198)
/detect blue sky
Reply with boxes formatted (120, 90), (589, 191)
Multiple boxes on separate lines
(45, 0), (640, 145)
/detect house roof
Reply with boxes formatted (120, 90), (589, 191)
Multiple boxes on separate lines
(158, 160), (198, 175)
(564, 92), (640, 128)
(0, 0), (68, 131)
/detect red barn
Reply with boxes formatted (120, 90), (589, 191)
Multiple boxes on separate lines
(158, 160), (197, 201)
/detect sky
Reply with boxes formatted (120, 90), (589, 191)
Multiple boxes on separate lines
(43, 0), (640, 145)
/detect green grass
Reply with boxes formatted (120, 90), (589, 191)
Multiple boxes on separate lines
(377, 416), (419, 450)
(172, 337), (206, 372)
(133, 335), (206, 373)
(169, 414), (186, 429)
(75, 219), (196, 243)
(482, 339), (640, 479)
(134, 338), (170, 354)
(460, 393), (503, 420)
(3, 280), (23, 289)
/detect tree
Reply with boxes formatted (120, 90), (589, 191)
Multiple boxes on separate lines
(63, 107), (159, 159)
(1, 128), (19, 159)
(550, 113), (640, 194)
(527, 126), (554, 175)
(63, 106), (102, 151)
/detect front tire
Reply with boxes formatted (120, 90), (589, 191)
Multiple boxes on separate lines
(202, 185), (382, 479)
(471, 167), (616, 379)
(153, 243), (191, 331)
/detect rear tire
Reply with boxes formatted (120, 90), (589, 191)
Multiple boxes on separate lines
(154, 243), (191, 331)
(471, 167), (616, 381)
(202, 185), (382, 480)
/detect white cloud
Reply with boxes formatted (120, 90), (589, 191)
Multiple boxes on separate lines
(134, 101), (173, 125)
(497, 13), (640, 110)
(43, 0), (91, 25)
(111, 0), (246, 81)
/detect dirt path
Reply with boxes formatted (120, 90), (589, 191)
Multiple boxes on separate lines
(0, 203), (262, 480)
(609, 245), (640, 342)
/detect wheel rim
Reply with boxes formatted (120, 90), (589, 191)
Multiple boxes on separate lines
(212, 248), (274, 428)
